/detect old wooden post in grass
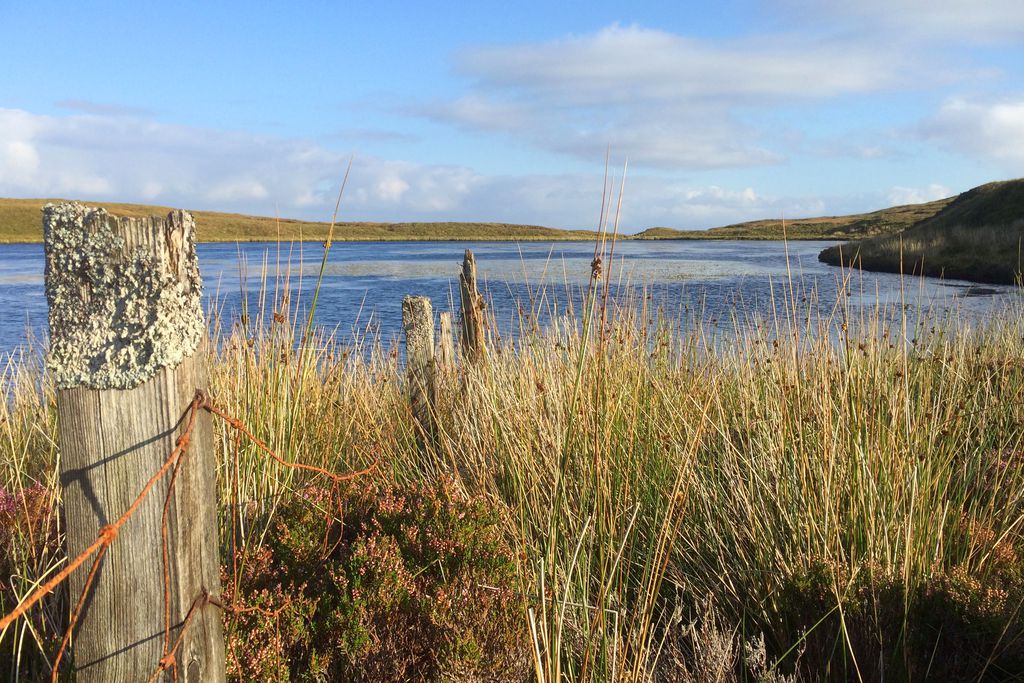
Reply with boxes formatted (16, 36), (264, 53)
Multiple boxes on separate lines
(437, 312), (455, 374)
(44, 203), (225, 681)
(402, 295), (435, 441)
(459, 249), (486, 362)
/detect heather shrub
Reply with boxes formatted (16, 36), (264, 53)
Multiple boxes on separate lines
(657, 603), (799, 683)
(2, 251), (1023, 681)
(769, 547), (1024, 682)
(0, 484), (64, 681)
(912, 544), (1024, 679)
(224, 477), (530, 682)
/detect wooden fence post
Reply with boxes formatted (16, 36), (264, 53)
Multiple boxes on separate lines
(402, 295), (435, 441)
(437, 312), (455, 375)
(459, 250), (486, 362)
(44, 202), (225, 681)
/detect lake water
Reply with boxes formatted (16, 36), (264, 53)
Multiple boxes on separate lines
(0, 240), (1019, 359)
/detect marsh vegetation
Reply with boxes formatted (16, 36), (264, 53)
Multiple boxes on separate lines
(1, 242), (1023, 681)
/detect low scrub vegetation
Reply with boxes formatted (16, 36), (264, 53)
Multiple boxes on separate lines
(2, 261), (1023, 681)
(222, 478), (528, 681)
(820, 221), (1024, 284)
(820, 179), (1024, 284)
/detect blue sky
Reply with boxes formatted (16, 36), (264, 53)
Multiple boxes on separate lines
(1, 0), (1022, 231)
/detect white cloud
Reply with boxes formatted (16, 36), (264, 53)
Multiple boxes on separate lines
(0, 107), (344, 210)
(422, 96), (534, 133)
(140, 181), (163, 200)
(0, 106), (881, 231)
(887, 184), (952, 206)
(549, 118), (784, 170)
(3, 140), (40, 175)
(343, 160), (482, 214)
(785, 0), (1024, 44)
(206, 179), (270, 203)
(416, 24), (946, 169)
(459, 25), (904, 104)
(374, 175), (410, 202)
(921, 98), (1024, 165)
(816, 140), (894, 160)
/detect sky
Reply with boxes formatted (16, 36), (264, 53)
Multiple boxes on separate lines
(1, 0), (1023, 232)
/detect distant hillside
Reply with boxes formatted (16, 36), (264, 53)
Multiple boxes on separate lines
(0, 189), (1007, 253)
(635, 197), (953, 241)
(0, 198), (598, 243)
(819, 179), (1024, 285)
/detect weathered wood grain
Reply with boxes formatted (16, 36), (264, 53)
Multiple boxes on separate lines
(46, 203), (224, 682)
(458, 249), (486, 363)
(402, 295), (435, 443)
(437, 312), (455, 375)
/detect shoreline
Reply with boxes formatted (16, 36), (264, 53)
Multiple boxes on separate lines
(0, 234), (842, 245)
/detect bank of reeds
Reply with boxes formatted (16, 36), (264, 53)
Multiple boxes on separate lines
(2, 258), (1024, 680)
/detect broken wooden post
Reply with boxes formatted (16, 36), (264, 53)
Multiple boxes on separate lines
(459, 249), (486, 362)
(44, 202), (224, 681)
(402, 295), (435, 441)
(437, 312), (455, 375)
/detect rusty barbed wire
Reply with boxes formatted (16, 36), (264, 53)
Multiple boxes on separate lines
(203, 396), (379, 483)
(0, 394), (204, 638)
(0, 389), (376, 680)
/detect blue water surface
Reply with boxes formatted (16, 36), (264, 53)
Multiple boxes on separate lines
(1, 239), (1018, 359)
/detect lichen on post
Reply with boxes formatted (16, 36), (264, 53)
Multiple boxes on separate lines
(44, 202), (225, 681)
(44, 202), (204, 389)
(402, 295), (435, 443)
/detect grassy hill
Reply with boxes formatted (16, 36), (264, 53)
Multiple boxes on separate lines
(2, 188), (1015, 271)
(819, 179), (1024, 285)
(635, 197), (953, 241)
(0, 198), (598, 243)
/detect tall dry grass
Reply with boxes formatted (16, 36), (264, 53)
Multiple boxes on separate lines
(2, 239), (1023, 680)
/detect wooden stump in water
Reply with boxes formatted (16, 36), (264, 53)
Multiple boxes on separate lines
(44, 202), (224, 682)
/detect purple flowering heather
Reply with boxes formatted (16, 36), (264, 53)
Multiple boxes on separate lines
(0, 487), (16, 517)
